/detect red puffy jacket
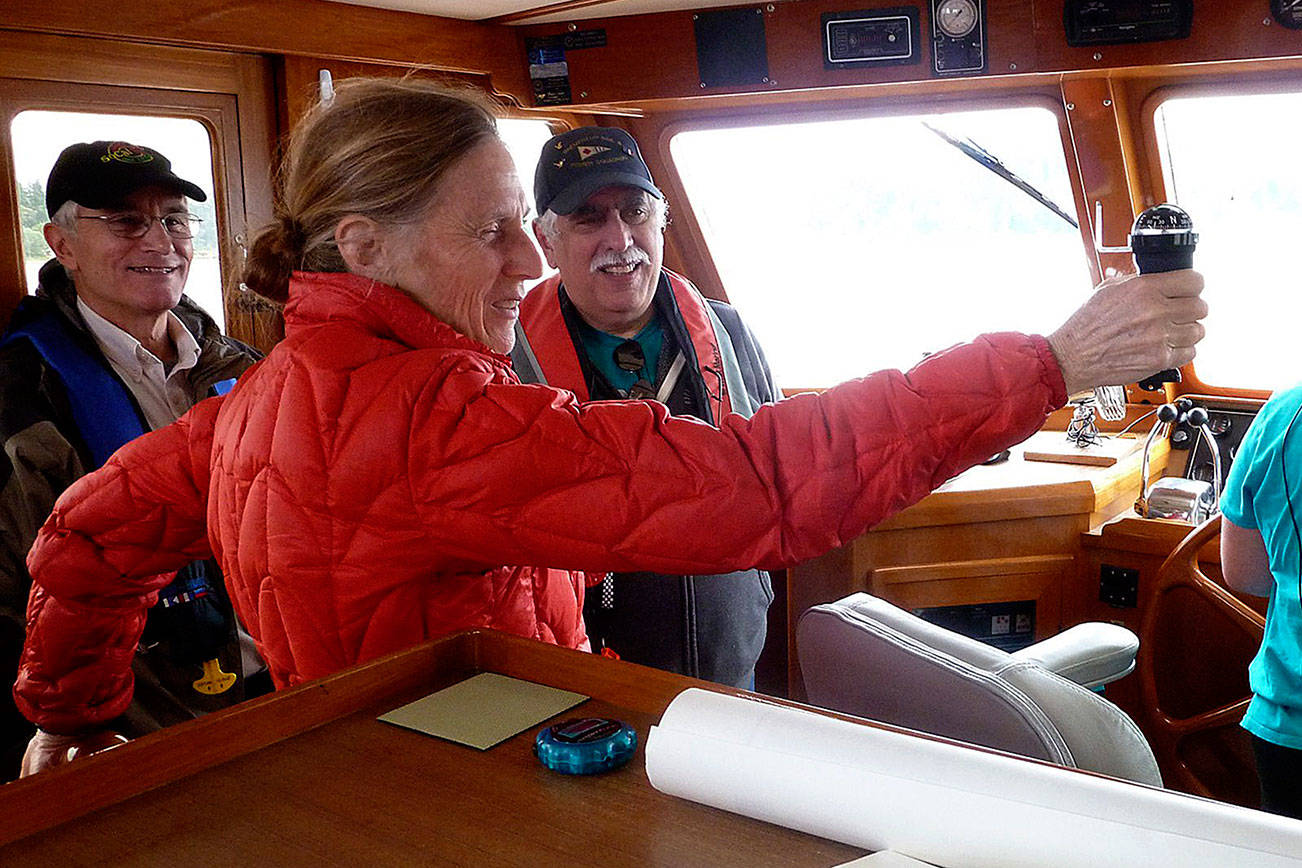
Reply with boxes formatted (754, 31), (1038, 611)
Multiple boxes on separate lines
(17, 271), (1065, 734)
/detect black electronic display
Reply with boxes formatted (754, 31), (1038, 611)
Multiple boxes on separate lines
(822, 8), (921, 68)
(1273, 0), (1302, 29)
(1064, 0), (1193, 46)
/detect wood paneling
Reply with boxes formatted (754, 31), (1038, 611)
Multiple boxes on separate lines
(0, 29), (263, 93)
(0, 1), (532, 106)
(280, 56), (504, 128)
(1061, 77), (1138, 287)
(0, 31), (279, 348)
(870, 554), (1072, 641)
(1032, 0), (1302, 73)
(515, 0), (1302, 110)
(1078, 515), (1266, 803)
(0, 630), (868, 865)
(517, 1), (1036, 108)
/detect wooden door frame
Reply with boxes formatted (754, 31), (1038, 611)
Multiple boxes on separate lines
(0, 31), (276, 348)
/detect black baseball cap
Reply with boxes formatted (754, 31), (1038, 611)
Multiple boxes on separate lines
(534, 127), (663, 216)
(45, 140), (207, 218)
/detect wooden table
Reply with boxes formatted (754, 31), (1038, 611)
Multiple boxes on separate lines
(0, 630), (866, 866)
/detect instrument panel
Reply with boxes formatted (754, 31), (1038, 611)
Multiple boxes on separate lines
(1064, 0), (1194, 46)
(822, 7), (921, 68)
(930, 0), (987, 75)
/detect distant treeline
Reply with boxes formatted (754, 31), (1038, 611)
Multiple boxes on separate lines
(17, 180), (219, 260)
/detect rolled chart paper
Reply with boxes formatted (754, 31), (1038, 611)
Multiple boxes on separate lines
(644, 688), (1302, 868)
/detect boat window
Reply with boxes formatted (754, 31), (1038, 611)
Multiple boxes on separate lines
(1154, 90), (1302, 391)
(497, 117), (558, 285)
(498, 118), (556, 213)
(671, 107), (1090, 388)
(10, 110), (222, 328)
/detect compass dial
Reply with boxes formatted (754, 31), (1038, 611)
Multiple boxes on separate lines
(936, 0), (979, 38)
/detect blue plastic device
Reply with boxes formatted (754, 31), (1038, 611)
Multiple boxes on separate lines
(534, 717), (637, 775)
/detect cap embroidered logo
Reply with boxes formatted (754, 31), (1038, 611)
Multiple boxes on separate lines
(102, 142), (155, 165)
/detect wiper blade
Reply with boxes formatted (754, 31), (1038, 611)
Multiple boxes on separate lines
(921, 122), (1079, 228)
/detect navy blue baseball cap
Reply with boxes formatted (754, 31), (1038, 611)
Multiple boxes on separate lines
(534, 127), (663, 216)
(45, 140), (206, 218)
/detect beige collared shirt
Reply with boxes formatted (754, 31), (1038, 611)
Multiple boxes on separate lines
(77, 297), (203, 430)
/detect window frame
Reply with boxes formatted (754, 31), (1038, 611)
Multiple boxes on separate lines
(0, 30), (276, 349)
(6, 93), (230, 316)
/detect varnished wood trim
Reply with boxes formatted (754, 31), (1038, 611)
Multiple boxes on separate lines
(489, 0), (626, 26)
(0, 30), (256, 92)
(0, 632), (481, 846)
(0, 2), (532, 105)
(0, 34), (280, 346)
(1083, 515), (1221, 559)
(871, 554), (1075, 585)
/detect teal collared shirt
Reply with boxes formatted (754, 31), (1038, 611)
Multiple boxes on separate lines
(1222, 382), (1302, 749)
(573, 316), (665, 396)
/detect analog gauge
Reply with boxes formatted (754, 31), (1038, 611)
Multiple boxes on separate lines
(936, 0), (979, 38)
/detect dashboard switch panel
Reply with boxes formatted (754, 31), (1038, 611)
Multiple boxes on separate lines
(1100, 564), (1139, 609)
(823, 7), (921, 68)
(1064, 0), (1193, 46)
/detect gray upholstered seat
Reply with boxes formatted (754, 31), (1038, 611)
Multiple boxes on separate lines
(797, 593), (1162, 787)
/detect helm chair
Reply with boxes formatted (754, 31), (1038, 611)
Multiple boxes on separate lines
(797, 593), (1161, 787)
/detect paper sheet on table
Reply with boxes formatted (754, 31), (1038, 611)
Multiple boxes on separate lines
(379, 672), (586, 749)
(644, 688), (1302, 868)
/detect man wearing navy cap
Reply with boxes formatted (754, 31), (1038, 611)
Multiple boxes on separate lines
(0, 141), (265, 777)
(513, 127), (778, 688)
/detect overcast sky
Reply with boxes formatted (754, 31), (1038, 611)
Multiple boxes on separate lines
(11, 110), (216, 196)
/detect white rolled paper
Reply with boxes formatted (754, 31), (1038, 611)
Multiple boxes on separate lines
(644, 688), (1302, 868)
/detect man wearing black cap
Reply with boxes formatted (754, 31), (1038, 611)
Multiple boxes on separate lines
(0, 141), (264, 778)
(513, 127), (778, 688)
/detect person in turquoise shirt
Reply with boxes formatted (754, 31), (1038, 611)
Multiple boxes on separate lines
(1221, 382), (1302, 819)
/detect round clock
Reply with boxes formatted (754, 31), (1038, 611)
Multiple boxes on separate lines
(936, 0), (979, 39)
(1273, 0), (1302, 29)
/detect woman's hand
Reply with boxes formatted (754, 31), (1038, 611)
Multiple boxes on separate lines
(1047, 269), (1207, 396)
(20, 729), (129, 777)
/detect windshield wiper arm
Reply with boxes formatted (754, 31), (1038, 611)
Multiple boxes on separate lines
(921, 122), (1079, 229)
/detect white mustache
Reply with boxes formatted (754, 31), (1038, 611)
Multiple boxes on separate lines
(590, 247), (650, 273)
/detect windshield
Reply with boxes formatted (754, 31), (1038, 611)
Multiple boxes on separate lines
(1154, 90), (1302, 392)
(670, 106), (1091, 388)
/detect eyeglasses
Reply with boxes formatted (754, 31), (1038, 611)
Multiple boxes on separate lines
(566, 199), (656, 233)
(76, 212), (202, 240)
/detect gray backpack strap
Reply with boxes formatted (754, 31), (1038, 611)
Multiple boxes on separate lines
(702, 302), (758, 419)
(510, 320), (547, 385)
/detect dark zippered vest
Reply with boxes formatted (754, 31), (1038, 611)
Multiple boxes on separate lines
(3, 307), (235, 666)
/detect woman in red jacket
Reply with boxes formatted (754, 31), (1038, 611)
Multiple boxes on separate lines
(15, 77), (1206, 774)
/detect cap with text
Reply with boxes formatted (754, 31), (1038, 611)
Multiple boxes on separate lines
(45, 140), (207, 218)
(534, 127), (663, 216)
